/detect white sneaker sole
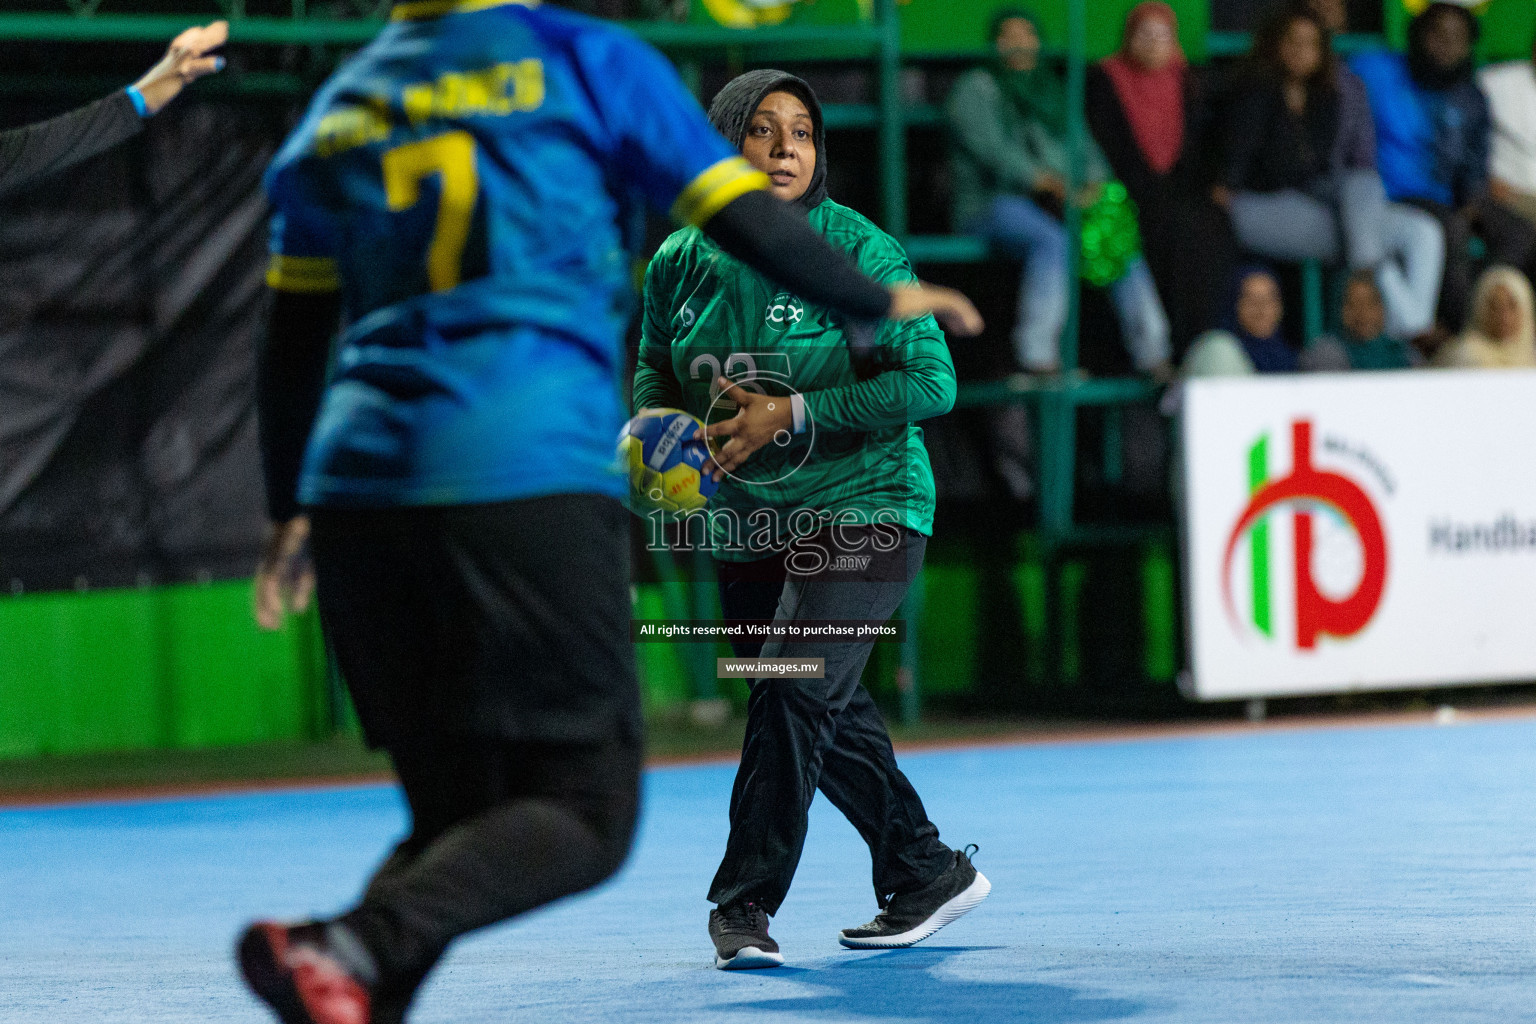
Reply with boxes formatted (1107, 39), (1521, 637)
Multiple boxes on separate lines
(714, 946), (784, 970)
(837, 870), (991, 949)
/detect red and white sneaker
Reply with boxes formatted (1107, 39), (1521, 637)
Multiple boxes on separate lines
(238, 922), (373, 1024)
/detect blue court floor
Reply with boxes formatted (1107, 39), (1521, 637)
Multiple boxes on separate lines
(4, 716), (1536, 1024)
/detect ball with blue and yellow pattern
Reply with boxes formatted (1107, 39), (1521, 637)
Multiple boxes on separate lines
(616, 408), (721, 516)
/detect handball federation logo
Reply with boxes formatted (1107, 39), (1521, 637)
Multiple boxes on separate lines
(1221, 420), (1388, 650)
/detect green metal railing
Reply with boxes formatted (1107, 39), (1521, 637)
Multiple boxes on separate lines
(0, 2), (914, 232)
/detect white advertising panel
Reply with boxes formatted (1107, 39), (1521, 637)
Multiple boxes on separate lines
(1181, 370), (1536, 700)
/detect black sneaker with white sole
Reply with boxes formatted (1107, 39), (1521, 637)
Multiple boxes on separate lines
(708, 901), (784, 970)
(838, 844), (990, 949)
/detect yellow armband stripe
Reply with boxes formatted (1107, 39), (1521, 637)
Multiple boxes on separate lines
(671, 156), (771, 228)
(266, 254), (342, 293)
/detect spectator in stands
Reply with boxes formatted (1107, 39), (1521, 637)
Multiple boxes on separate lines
(1087, 2), (1231, 354)
(1479, 37), (1536, 230)
(1352, 3), (1536, 331)
(1183, 265), (1296, 376)
(947, 8), (1171, 379)
(1217, 7), (1443, 340)
(1434, 265), (1536, 368)
(1303, 270), (1420, 370)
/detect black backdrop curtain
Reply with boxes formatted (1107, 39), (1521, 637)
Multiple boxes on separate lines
(0, 99), (295, 593)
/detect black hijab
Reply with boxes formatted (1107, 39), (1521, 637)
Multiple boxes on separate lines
(1223, 264), (1297, 374)
(1407, 3), (1479, 90)
(707, 70), (829, 211)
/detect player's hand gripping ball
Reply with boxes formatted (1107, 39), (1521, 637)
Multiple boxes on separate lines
(617, 409), (721, 515)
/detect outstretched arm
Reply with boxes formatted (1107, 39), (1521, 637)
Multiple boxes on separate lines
(701, 190), (983, 337)
(0, 21), (226, 200)
(130, 21), (229, 116)
(589, 34), (983, 336)
(703, 240), (957, 474)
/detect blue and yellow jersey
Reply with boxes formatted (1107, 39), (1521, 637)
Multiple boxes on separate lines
(265, 0), (767, 507)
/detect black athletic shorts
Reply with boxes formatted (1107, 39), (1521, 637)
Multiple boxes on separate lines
(310, 494), (640, 748)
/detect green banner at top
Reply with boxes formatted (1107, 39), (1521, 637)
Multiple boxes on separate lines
(688, 0), (1210, 61)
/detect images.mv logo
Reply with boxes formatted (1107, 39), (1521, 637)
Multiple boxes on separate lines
(1221, 420), (1388, 649)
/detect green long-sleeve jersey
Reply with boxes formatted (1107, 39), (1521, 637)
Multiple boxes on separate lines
(634, 199), (957, 562)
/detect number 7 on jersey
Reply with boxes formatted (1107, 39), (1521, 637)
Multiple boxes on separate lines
(382, 130), (479, 293)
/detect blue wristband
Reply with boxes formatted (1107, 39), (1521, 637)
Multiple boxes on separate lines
(125, 85), (149, 118)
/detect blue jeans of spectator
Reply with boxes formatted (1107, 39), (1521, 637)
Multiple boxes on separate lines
(971, 195), (1171, 373)
(1229, 169), (1444, 338)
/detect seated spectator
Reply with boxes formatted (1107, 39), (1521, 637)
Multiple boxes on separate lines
(1434, 266), (1536, 368)
(1217, 6), (1443, 339)
(1087, 2), (1233, 353)
(1479, 39), (1536, 230)
(1352, 3), (1536, 331)
(947, 8), (1171, 378)
(1303, 270), (1420, 370)
(1183, 266), (1297, 376)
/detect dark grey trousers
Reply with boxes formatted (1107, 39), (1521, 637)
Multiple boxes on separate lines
(708, 527), (954, 916)
(338, 737), (639, 1021)
(311, 497), (641, 1020)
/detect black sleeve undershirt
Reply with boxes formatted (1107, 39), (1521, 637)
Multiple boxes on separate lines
(701, 190), (892, 321)
(258, 290), (341, 522)
(257, 191), (893, 521)
(0, 91), (144, 201)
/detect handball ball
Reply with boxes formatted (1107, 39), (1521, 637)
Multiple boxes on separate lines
(617, 408), (720, 515)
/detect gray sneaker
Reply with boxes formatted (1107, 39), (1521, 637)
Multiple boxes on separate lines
(708, 901), (784, 970)
(838, 845), (990, 950)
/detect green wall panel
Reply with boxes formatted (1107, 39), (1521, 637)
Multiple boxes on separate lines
(0, 582), (326, 759)
(162, 584), (327, 748)
(1141, 543), (1179, 683)
(633, 585), (694, 711)
(0, 555), (1181, 760)
(1468, 0), (1534, 62)
(0, 589), (164, 757)
(916, 563), (979, 694)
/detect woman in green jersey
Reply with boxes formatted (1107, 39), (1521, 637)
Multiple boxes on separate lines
(634, 71), (989, 972)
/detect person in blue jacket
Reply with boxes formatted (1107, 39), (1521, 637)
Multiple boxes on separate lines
(1351, 2), (1536, 330)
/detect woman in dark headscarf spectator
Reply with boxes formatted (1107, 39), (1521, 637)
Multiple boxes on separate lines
(1227, 266), (1298, 373)
(1352, 2), (1536, 330)
(1087, 2), (1232, 353)
(1183, 265), (1297, 376)
(1218, 6), (1443, 341)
